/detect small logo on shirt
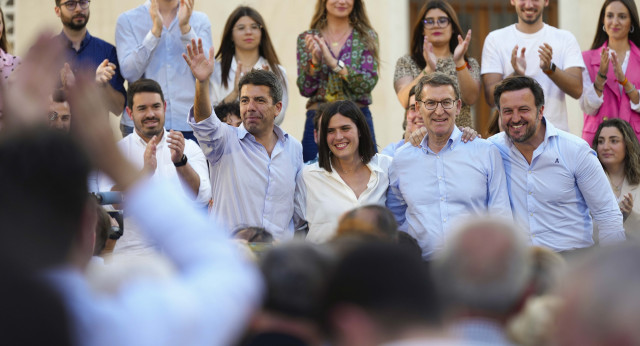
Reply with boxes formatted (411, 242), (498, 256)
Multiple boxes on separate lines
(554, 158), (559, 164)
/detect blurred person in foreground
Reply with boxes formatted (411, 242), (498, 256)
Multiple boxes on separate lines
(0, 33), (261, 346)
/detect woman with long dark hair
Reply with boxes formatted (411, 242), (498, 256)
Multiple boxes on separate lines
(393, 0), (479, 128)
(296, 0), (379, 162)
(581, 0), (640, 144)
(213, 6), (288, 125)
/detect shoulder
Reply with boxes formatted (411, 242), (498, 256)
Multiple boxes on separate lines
(396, 54), (416, 66)
(191, 11), (210, 23)
(554, 129), (593, 151)
(372, 153), (393, 168)
(118, 4), (145, 19)
(298, 29), (317, 40)
(89, 35), (116, 50)
(486, 25), (514, 40)
(393, 142), (420, 162)
(487, 132), (510, 151)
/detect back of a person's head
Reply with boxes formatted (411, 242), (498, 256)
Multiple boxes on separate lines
(323, 242), (442, 337)
(555, 243), (640, 345)
(432, 217), (531, 318)
(0, 128), (90, 271)
(260, 242), (334, 321)
(336, 205), (398, 242)
(529, 246), (565, 296)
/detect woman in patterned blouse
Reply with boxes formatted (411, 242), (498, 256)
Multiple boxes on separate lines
(296, 0), (379, 162)
(394, 0), (480, 128)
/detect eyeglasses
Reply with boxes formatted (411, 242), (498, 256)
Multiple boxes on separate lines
(419, 99), (457, 110)
(49, 111), (59, 121)
(59, 0), (90, 11)
(423, 17), (450, 29)
(233, 23), (262, 32)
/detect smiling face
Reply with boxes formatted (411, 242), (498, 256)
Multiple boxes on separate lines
(419, 84), (460, 140)
(326, 113), (360, 162)
(597, 126), (627, 169)
(604, 1), (632, 41)
(423, 8), (452, 47)
(55, 0), (90, 31)
(406, 94), (424, 134)
(325, 0), (354, 20)
(239, 84), (281, 138)
(511, 0), (548, 26)
(499, 88), (544, 145)
(127, 92), (166, 142)
(232, 16), (262, 52)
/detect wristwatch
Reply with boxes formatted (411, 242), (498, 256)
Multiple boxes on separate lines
(333, 60), (345, 73)
(543, 62), (557, 75)
(174, 154), (188, 167)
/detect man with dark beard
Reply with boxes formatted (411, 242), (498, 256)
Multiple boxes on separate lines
(488, 76), (624, 253)
(54, 0), (126, 115)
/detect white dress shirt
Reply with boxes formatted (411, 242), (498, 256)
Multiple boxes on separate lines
(296, 153), (393, 243)
(47, 179), (263, 346)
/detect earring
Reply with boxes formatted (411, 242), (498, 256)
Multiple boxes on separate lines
(632, 25), (635, 33)
(603, 25), (606, 32)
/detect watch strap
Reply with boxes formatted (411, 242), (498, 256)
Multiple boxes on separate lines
(174, 154), (188, 167)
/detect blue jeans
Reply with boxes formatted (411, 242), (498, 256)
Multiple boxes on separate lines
(120, 124), (199, 145)
(302, 106), (376, 162)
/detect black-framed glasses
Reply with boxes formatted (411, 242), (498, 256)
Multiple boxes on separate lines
(233, 23), (262, 32)
(419, 99), (457, 110)
(59, 0), (90, 11)
(423, 17), (450, 29)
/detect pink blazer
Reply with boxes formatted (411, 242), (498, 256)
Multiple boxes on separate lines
(582, 41), (640, 145)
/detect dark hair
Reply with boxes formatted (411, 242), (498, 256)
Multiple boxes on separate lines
(592, 118), (640, 185)
(403, 87), (418, 131)
(231, 226), (274, 243)
(52, 89), (67, 103)
(54, 0), (61, 6)
(0, 6), (8, 53)
(94, 205), (110, 256)
(216, 6), (285, 90)
(493, 76), (545, 110)
(213, 101), (240, 122)
(309, 0), (379, 63)
(591, 0), (640, 49)
(410, 0), (467, 70)
(318, 100), (375, 172)
(127, 78), (165, 109)
(313, 103), (330, 131)
(0, 129), (91, 271)
(340, 205), (398, 241)
(261, 243), (334, 320)
(414, 72), (460, 102)
(322, 242), (442, 334)
(238, 69), (283, 104)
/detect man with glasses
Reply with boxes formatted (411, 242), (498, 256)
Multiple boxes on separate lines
(116, 0), (212, 142)
(387, 73), (511, 260)
(54, 0), (126, 116)
(481, 0), (584, 132)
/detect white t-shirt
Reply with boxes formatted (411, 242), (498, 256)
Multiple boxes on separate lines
(481, 24), (585, 131)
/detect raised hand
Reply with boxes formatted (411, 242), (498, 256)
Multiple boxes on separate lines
(143, 135), (158, 174)
(453, 29), (472, 66)
(61, 63), (76, 89)
(232, 61), (244, 92)
(168, 130), (185, 164)
(599, 47), (610, 77)
(538, 43), (553, 71)
(620, 192), (634, 221)
(149, 0), (164, 38)
(511, 45), (526, 76)
(610, 50), (625, 83)
(95, 59), (116, 85)
(423, 37), (437, 73)
(183, 38), (215, 82)
(313, 35), (337, 66)
(178, 0), (194, 34)
(304, 33), (322, 66)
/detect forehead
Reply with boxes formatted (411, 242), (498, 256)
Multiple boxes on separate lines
(50, 102), (71, 115)
(236, 15), (257, 26)
(132, 92), (163, 106)
(240, 84), (272, 100)
(499, 88), (536, 108)
(328, 113), (356, 127)
(606, 1), (629, 14)
(425, 8), (448, 18)
(421, 84), (456, 99)
(599, 126), (623, 138)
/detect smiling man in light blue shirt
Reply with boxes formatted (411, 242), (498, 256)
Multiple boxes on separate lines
(489, 76), (625, 252)
(184, 39), (302, 240)
(387, 73), (512, 259)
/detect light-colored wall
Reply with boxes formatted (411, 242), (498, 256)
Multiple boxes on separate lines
(13, 0), (637, 141)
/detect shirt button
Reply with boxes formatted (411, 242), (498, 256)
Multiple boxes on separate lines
(441, 197), (445, 201)
(603, 116), (608, 121)
(438, 176), (442, 180)
(528, 170), (532, 174)
(443, 218), (447, 222)
(530, 213), (533, 216)
(532, 234), (535, 238)
(436, 155), (440, 159)
(529, 191), (533, 195)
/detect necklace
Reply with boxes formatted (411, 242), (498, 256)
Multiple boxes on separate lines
(324, 28), (351, 47)
(610, 175), (624, 194)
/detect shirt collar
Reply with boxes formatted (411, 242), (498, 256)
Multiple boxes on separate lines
(231, 56), (268, 71)
(420, 125), (462, 153)
(310, 154), (384, 175)
(58, 30), (92, 51)
(237, 124), (288, 143)
(131, 128), (166, 146)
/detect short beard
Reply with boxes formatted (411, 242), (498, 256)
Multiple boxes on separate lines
(62, 13), (89, 31)
(519, 11), (543, 26)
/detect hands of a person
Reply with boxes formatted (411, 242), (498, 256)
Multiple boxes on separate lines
(511, 45), (526, 76)
(178, 0), (194, 35)
(261, 64), (270, 71)
(313, 35), (338, 68)
(459, 126), (480, 142)
(168, 130), (185, 164)
(95, 59), (116, 85)
(599, 47), (610, 77)
(611, 50), (626, 83)
(620, 192), (634, 221)
(183, 38), (215, 82)
(304, 34), (322, 66)
(423, 37), (437, 73)
(149, 0), (163, 38)
(143, 135), (158, 174)
(408, 127), (427, 147)
(61, 63), (76, 89)
(232, 61), (245, 93)
(538, 43), (553, 71)
(453, 29), (472, 66)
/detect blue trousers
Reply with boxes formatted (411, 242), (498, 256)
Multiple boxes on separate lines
(302, 106), (377, 162)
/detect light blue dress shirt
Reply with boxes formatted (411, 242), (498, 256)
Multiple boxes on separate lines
(381, 138), (405, 157)
(188, 108), (303, 240)
(116, 1), (212, 131)
(387, 127), (512, 259)
(488, 118), (625, 251)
